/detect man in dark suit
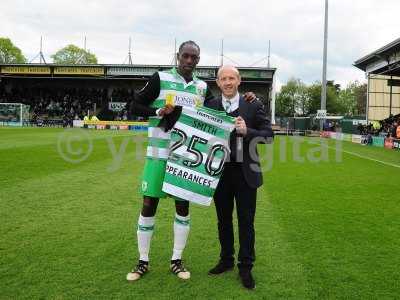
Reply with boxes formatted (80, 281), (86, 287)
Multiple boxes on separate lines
(206, 65), (273, 289)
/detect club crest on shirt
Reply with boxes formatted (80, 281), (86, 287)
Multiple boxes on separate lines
(196, 86), (206, 97)
(142, 181), (148, 191)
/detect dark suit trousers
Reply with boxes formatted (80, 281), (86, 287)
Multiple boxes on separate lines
(214, 163), (257, 270)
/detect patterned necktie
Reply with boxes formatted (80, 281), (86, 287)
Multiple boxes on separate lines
(224, 100), (231, 113)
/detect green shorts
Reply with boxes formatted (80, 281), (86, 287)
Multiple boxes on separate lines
(140, 158), (188, 202)
(140, 158), (167, 198)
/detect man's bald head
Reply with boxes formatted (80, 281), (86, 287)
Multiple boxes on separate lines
(217, 65), (241, 80)
(216, 65), (241, 98)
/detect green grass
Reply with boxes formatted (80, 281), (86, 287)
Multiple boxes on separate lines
(0, 127), (399, 299)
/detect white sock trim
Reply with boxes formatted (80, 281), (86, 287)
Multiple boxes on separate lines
(137, 214), (155, 262)
(172, 214), (190, 260)
(174, 213), (190, 225)
(139, 214), (155, 226)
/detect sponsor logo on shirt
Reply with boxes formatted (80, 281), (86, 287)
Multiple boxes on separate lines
(166, 93), (203, 108)
(196, 110), (223, 124)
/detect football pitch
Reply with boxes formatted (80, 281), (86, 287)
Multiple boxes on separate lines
(0, 127), (399, 299)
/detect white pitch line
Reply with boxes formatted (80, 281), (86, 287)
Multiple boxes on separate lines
(339, 148), (400, 169)
(309, 139), (400, 169)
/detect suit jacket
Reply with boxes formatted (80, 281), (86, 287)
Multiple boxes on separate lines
(204, 96), (274, 188)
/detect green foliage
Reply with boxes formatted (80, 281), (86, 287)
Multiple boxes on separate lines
(51, 44), (98, 64)
(1, 129), (399, 299)
(276, 78), (310, 116)
(306, 81), (342, 115)
(0, 37), (27, 63)
(336, 81), (367, 116)
(277, 79), (367, 117)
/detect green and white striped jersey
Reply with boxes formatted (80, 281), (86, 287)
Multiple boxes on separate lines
(162, 106), (235, 206)
(146, 68), (208, 161)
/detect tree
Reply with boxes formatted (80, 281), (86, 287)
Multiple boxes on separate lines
(277, 79), (367, 117)
(354, 82), (367, 115)
(51, 44), (98, 64)
(306, 81), (343, 115)
(336, 81), (367, 116)
(0, 37), (27, 63)
(275, 78), (310, 116)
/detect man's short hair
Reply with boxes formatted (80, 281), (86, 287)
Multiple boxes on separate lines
(178, 40), (200, 53)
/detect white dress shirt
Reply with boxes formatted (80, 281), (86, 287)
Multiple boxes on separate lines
(222, 92), (240, 113)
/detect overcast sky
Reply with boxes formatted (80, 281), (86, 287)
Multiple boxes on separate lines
(1, 0), (399, 90)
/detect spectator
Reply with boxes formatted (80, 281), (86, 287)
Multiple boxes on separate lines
(396, 122), (400, 138)
(390, 122), (397, 138)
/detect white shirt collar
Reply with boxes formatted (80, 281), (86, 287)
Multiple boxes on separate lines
(221, 92), (240, 113)
(172, 67), (197, 88)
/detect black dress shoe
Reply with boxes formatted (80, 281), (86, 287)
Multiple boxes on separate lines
(239, 269), (255, 289)
(208, 261), (234, 275)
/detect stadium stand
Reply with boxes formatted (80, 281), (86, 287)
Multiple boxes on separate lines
(357, 114), (400, 138)
(0, 85), (133, 126)
(0, 64), (276, 127)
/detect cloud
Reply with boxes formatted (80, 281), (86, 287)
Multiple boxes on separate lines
(1, 0), (399, 87)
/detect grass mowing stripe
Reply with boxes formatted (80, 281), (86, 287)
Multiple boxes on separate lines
(0, 131), (145, 185)
(1, 131), (399, 299)
(0, 128), (139, 150)
(337, 148), (400, 168)
(308, 138), (400, 169)
(263, 137), (400, 298)
(254, 185), (313, 298)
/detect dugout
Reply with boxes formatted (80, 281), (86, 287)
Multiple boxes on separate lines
(340, 116), (367, 134)
(354, 37), (400, 122)
(0, 64), (276, 118)
(288, 117), (311, 131)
